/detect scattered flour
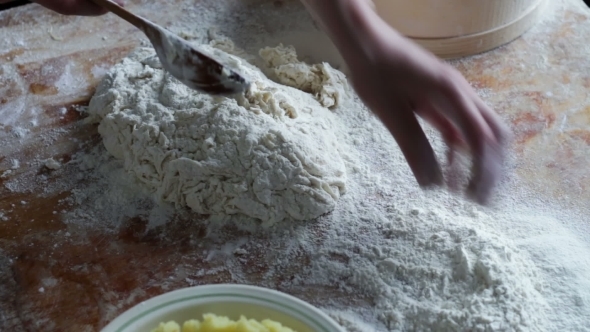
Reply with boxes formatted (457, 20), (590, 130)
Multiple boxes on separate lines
(10, 126), (29, 139)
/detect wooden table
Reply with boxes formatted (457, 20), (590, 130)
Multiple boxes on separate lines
(1, 0), (590, 331)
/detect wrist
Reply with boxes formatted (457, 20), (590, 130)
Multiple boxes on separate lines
(302, 0), (404, 65)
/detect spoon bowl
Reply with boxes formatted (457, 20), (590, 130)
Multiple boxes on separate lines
(90, 0), (251, 95)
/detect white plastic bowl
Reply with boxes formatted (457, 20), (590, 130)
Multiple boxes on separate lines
(101, 284), (344, 332)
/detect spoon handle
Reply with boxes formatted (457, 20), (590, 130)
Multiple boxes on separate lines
(89, 0), (152, 32)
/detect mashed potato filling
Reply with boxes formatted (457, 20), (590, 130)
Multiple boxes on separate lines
(151, 313), (296, 332)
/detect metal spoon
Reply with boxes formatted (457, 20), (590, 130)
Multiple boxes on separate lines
(90, 0), (250, 95)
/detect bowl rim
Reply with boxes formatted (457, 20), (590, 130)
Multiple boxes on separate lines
(101, 283), (344, 332)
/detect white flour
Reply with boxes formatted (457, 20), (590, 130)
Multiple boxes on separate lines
(73, 27), (590, 331)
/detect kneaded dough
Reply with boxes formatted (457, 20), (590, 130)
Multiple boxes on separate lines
(88, 38), (347, 225)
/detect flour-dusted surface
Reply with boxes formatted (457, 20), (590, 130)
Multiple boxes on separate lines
(85, 32), (583, 330)
(88, 43), (347, 225)
(2, 1), (590, 331)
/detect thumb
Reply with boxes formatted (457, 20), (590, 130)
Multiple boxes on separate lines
(33, 0), (124, 16)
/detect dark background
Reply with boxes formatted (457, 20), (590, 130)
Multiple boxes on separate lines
(2, 1), (590, 15)
(0, 0), (29, 11)
(2, 0), (590, 12)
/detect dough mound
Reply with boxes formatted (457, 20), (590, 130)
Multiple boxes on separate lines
(88, 45), (347, 225)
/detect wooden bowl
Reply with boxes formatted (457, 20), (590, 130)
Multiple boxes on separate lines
(373, 0), (548, 58)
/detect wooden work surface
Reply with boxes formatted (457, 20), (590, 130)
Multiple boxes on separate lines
(1, 0), (590, 331)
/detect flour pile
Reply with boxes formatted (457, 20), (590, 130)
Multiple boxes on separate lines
(80, 29), (590, 331)
(88, 42), (347, 226)
(310, 200), (549, 331)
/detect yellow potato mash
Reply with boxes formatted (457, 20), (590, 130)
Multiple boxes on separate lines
(151, 313), (296, 332)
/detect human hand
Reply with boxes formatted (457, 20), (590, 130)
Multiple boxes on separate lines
(31, 0), (123, 16)
(303, 0), (509, 204)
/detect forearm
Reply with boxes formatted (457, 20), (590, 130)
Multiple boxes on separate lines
(300, 0), (407, 68)
(300, 0), (363, 51)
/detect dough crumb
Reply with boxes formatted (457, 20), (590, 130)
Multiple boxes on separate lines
(259, 44), (349, 108)
(10, 159), (20, 169)
(43, 158), (61, 170)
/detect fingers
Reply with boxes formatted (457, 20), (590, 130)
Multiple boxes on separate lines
(468, 97), (508, 204)
(33, 0), (105, 15)
(417, 103), (466, 150)
(466, 137), (504, 204)
(435, 70), (505, 204)
(33, 0), (124, 16)
(379, 103), (444, 188)
(472, 96), (510, 145)
(453, 74), (510, 145)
